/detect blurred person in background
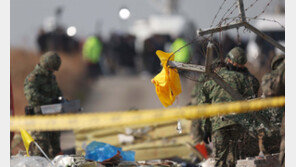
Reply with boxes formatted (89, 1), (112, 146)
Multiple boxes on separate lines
(37, 28), (48, 53)
(170, 37), (191, 63)
(261, 53), (285, 167)
(117, 34), (137, 74)
(142, 34), (172, 75)
(106, 32), (122, 74)
(82, 35), (103, 81)
(36, 6), (80, 54)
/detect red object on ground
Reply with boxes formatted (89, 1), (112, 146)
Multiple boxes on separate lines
(101, 151), (122, 166)
(195, 143), (209, 159)
(57, 151), (64, 156)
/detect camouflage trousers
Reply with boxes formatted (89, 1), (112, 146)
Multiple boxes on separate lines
(212, 125), (259, 167)
(29, 131), (61, 159)
(26, 107), (62, 158)
(260, 129), (281, 155)
(190, 119), (204, 144)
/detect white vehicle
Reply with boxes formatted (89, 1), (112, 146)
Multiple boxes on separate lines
(246, 14), (285, 69)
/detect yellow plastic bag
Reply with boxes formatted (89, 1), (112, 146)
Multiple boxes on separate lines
(151, 50), (182, 107)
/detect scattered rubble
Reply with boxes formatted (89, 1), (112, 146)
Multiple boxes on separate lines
(11, 155), (50, 167)
(10, 154), (194, 167)
(236, 154), (280, 167)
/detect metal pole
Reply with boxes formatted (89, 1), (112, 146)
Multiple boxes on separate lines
(34, 141), (55, 167)
(205, 42), (214, 73)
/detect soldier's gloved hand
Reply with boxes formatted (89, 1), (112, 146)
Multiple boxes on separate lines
(58, 96), (69, 103)
(52, 97), (64, 103)
(203, 131), (212, 144)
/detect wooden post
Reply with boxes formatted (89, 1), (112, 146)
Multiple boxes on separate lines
(237, 0), (246, 22)
(205, 42), (214, 73)
(167, 61), (205, 73)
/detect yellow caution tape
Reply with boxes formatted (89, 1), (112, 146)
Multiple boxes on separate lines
(10, 96), (285, 132)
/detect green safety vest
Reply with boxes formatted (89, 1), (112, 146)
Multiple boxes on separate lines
(171, 38), (190, 63)
(82, 36), (102, 63)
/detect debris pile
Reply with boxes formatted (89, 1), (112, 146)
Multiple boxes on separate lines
(11, 154), (193, 167)
(236, 154), (280, 167)
(74, 120), (193, 161)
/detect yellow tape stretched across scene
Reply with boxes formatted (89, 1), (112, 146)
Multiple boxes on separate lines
(10, 96), (285, 132)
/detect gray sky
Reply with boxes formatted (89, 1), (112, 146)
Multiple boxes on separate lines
(10, 0), (283, 50)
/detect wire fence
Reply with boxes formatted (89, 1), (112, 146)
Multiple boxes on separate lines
(170, 0), (284, 79)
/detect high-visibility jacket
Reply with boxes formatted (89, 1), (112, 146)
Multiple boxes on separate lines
(171, 38), (191, 63)
(83, 36), (102, 64)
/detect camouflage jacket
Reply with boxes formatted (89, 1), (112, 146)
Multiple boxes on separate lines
(190, 74), (207, 105)
(191, 68), (259, 104)
(24, 64), (62, 107)
(194, 67), (259, 132)
(260, 57), (285, 134)
(261, 59), (285, 97)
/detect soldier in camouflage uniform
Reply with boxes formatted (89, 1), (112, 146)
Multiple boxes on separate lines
(191, 47), (260, 167)
(24, 51), (63, 158)
(190, 59), (225, 145)
(190, 73), (207, 145)
(261, 54), (285, 166)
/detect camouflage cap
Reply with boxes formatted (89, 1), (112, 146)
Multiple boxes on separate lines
(40, 51), (61, 71)
(226, 47), (247, 65)
(271, 54), (285, 70)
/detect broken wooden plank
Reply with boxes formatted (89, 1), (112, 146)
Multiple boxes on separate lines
(145, 120), (191, 139)
(205, 42), (214, 73)
(74, 120), (179, 135)
(197, 22), (244, 36)
(133, 144), (191, 161)
(168, 61), (205, 73)
(122, 135), (191, 151)
(237, 0), (246, 22)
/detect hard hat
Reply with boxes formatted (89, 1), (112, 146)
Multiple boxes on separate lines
(226, 47), (247, 66)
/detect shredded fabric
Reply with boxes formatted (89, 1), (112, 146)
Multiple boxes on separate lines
(151, 50), (182, 107)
